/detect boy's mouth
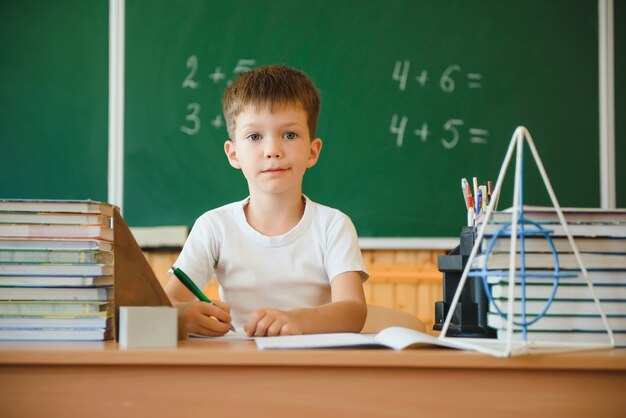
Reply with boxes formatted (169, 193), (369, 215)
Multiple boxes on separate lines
(262, 167), (288, 174)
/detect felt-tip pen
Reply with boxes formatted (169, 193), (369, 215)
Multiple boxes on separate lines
(171, 265), (236, 333)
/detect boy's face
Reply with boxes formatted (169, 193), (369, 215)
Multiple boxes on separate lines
(224, 104), (322, 198)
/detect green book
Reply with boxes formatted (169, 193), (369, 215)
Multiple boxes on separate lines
(0, 315), (110, 329)
(490, 283), (626, 300)
(0, 287), (113, 302)
(487, 312), (626, 332)
(0, 301), (112, 315)
(0, 211), (110, 226)
(0, 238), (113, 252)
(495, 329), (624, 347)
(0, 263), (113, 276)
(0, 249), (113, 264)
(0, 327), (113, 341)
(0, 199), (114, 216)
(0, 275), (113, 287)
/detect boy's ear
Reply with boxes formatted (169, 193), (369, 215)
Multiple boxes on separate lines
(224, 140), (241, 169)
(307, 138), (323, 168)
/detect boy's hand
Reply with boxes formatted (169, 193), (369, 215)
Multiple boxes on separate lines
(244, 308), (304, 337)
(177, 299), (233, 337)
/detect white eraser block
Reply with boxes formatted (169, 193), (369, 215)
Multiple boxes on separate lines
(119, 306), (177, 349)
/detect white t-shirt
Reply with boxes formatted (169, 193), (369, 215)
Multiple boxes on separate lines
(171, 195), (368, 328)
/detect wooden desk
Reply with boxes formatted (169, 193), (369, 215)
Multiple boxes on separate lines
(1, 340), (625, 418)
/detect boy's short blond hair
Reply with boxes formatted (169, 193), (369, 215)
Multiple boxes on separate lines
(222, 65), (321, 140)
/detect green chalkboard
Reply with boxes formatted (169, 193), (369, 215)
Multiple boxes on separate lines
(0, 1), (109, 202)
(124, 0), (601, 237)
(1, 1), (617, 240)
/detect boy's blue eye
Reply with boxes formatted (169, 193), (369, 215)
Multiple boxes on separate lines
(284, 131), (297, 140)
(247, 133), (261, 141)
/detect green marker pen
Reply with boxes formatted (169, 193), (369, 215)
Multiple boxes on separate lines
(171, 265), (236, 333)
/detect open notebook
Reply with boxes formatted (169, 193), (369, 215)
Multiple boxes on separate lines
(255, 327), (498, 351)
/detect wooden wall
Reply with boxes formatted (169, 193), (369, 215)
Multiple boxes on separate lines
(144, 249), (445, 331)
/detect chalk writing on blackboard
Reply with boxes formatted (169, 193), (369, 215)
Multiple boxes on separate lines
(181, 103), (201, 135)
(182, 55), (200, 89)
(390, 115), (490, 149)
(391, 60), (489, 149)
(180, 56), (258, 136)
(392, 61), (483, 92)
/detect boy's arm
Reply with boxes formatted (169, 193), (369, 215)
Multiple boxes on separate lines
(244, 271), (367, 336)
(165, 277), (204, 304)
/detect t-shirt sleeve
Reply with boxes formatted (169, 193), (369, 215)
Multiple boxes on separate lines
(324, 213), (369, 282)
(169, 216), (217, 289)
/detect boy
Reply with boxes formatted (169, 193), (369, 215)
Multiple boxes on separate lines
(165, 65), (368, 337)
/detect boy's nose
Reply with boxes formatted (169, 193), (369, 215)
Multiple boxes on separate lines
(264, 138), (283, 159)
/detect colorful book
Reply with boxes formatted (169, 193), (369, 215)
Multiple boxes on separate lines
(0, 315), (110, 329)
(0, 238), (113, 251)
(0, 212), (111, 226)
(486, 236), (626, 254)
(0, 199), (114, 216)
(472, 252), (626, 270)
(0, 301), (112, 315)
(494, 329), (625, 347)
(490, 299), (625, 315)
(0, 275), (113, 287)
(0, 312), (108, 318)
(0, 249), (113, 264)
(0, 224), (113, 241)
(0, 286), (113, 301)
(489, 283), (626, 300)
(0, 327), (113, 341)
(488, 206), (626, 223)
(0, 263), (113, 276)
(484, 269), (626, 284)
(481, 222), (626, 238)
(487, 313), (626, 331)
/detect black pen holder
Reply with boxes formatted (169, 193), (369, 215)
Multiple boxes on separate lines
(433, 226), (496, 338)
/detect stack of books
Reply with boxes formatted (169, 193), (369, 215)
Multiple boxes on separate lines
(472, 206), (626, 347)
(0, 200), (115, 341)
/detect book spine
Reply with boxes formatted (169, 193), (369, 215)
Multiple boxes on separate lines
(0, 250), (113, 264)
(490, 284), (626, 300)
(489, 300), (625, 315)
(495, 329), (625, 347)
(487, 313), (626, 331)
(0, 302), (111, 315)
(0, 288), (113, 302)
